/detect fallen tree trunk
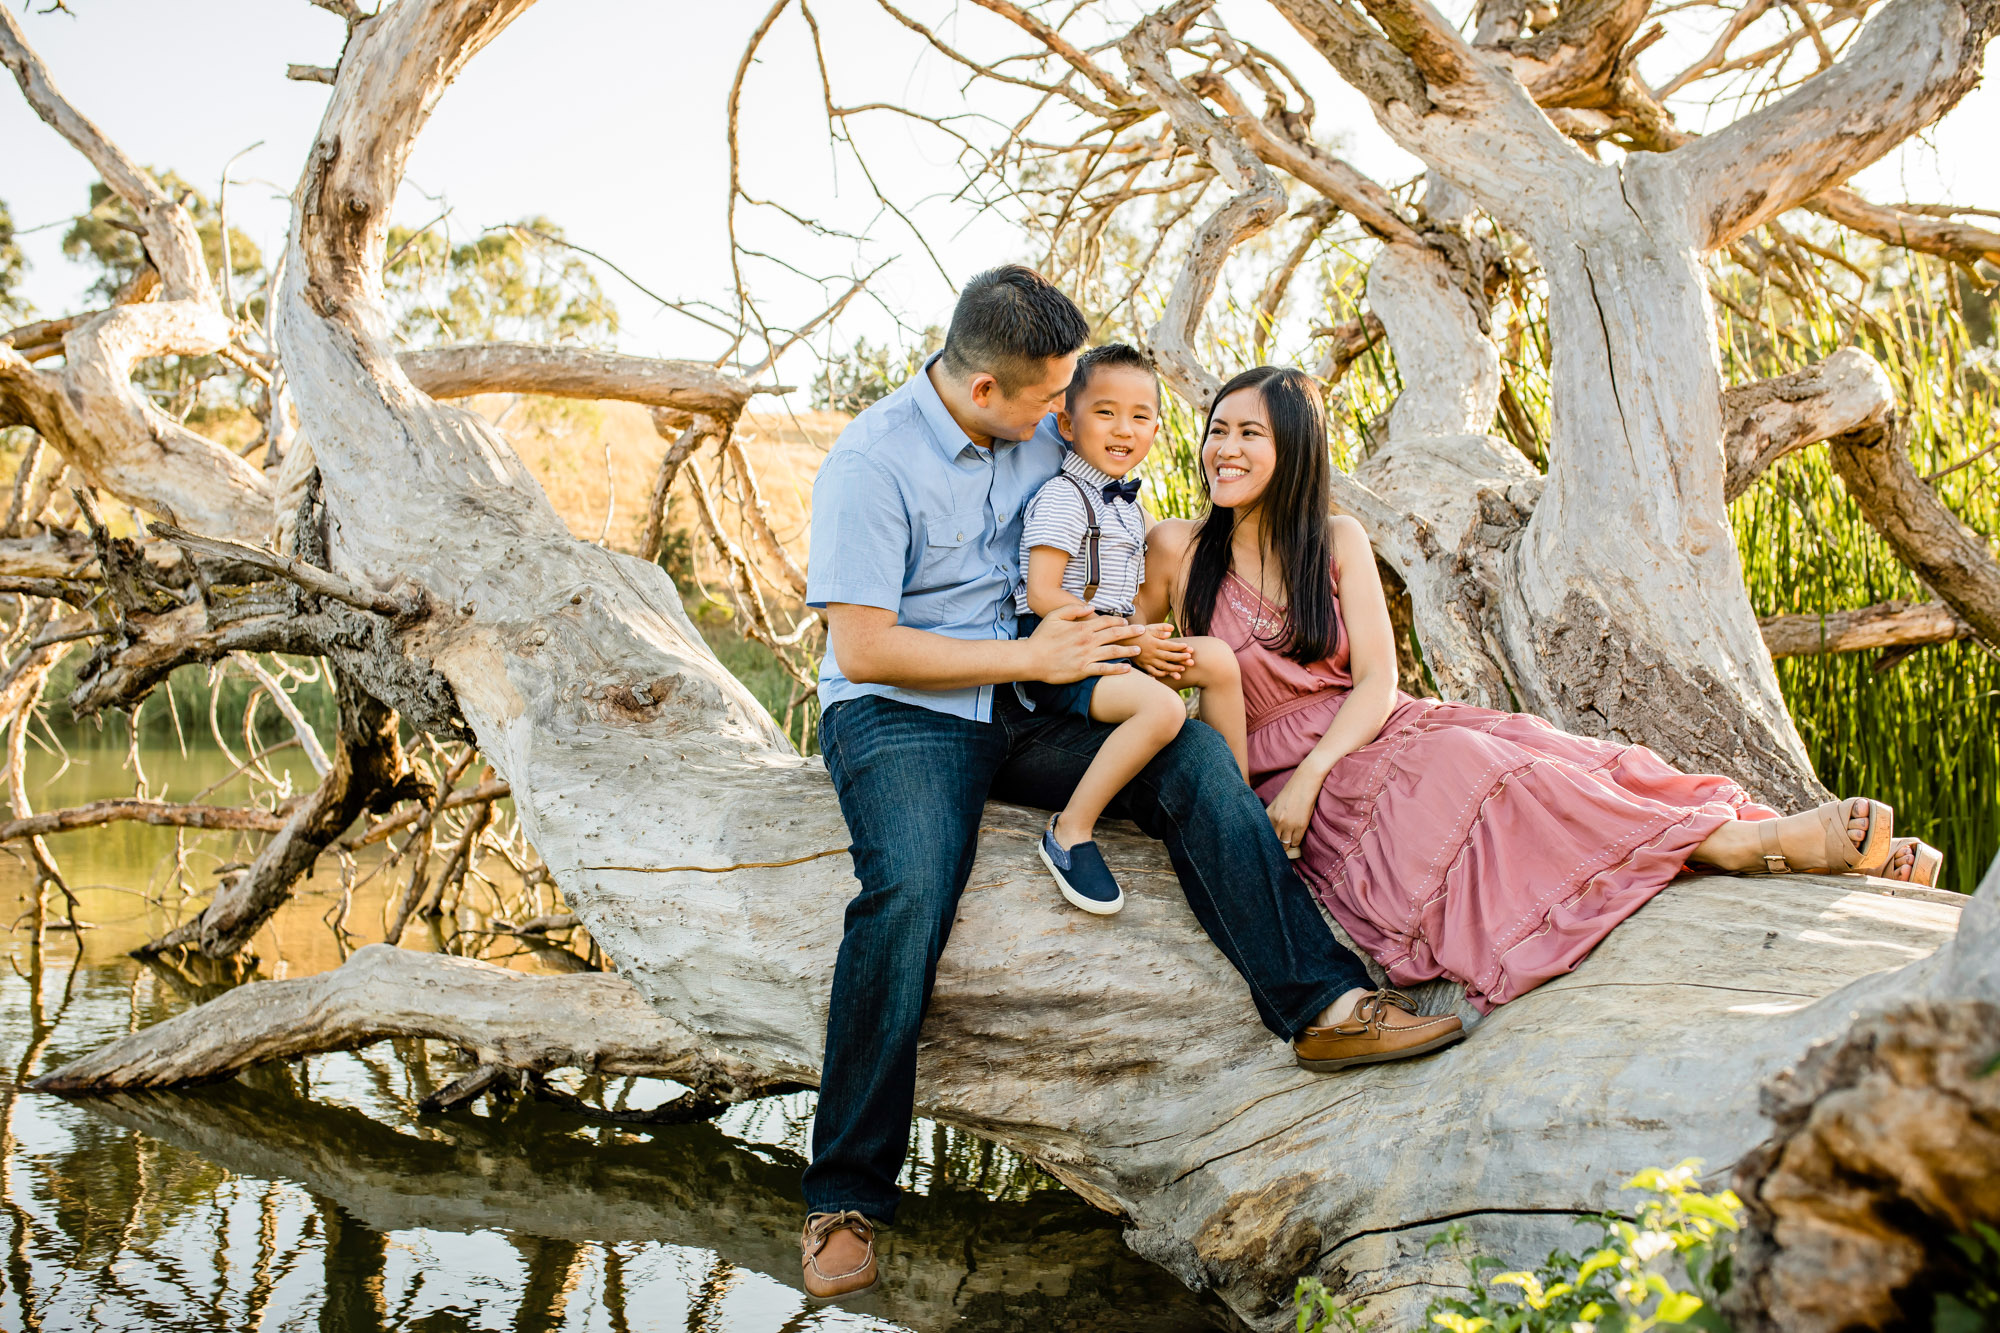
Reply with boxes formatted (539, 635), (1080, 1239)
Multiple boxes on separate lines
(38, 834), (1986, 1328)
(30, 4), (1999, 1329)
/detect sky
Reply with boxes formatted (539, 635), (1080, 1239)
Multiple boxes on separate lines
(4, 0), (1996, 377)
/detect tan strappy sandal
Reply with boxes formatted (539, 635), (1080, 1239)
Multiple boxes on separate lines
(1746, 798), (1894, 876)
(1885, 836), (1945, 888)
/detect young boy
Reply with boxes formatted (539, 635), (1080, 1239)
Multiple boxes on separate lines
(1016, 344), (1250, 915)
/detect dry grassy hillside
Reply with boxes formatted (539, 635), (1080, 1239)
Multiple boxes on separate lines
(463, 395), (845, 605)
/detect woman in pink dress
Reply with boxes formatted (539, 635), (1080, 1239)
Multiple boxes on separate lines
(1139, 366), (1939, 1014)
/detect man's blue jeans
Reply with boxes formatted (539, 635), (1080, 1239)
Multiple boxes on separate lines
(805, 687), (1374, 1221)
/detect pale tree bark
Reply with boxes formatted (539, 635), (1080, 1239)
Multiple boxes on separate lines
(0, 8), (275, 540)
(26, 6), (2000, 1331)
(1720, 348), (1896, 502)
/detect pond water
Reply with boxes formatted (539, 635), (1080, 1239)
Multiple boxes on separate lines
(0, 743), (1232, 1331)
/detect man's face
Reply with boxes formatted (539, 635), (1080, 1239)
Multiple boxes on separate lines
(967, 351), (1080, 443)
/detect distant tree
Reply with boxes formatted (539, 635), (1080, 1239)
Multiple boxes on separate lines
(0, 196), (28, 322)
(62, 172), (262, 307)
(382, 218), (618, 348)
(812, 325), (941, 416)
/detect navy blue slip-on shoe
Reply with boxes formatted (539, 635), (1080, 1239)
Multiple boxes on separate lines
(1039, 820), (1124, 915)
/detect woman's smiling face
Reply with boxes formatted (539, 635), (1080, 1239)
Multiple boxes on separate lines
(1203, 385), (1276, 510)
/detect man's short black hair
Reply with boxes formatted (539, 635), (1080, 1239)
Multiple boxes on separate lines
(938, 265), (1090, 394)
(1064, 342), (1159, 415)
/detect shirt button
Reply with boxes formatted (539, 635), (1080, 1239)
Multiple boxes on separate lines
(956, 532), (965, 541)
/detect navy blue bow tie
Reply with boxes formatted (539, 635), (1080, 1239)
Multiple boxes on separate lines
(1101, 478), (1142, 504)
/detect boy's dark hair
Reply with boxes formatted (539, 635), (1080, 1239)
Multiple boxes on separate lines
(1064, 342), (1158, 415)
(938, 265), (1090, 394)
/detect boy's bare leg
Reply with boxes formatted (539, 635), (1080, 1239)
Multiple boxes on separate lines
(1179, 637), (1248, 781)
(1051, 673), (1187, 847)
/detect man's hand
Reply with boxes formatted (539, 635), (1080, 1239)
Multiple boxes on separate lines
(1026, 603), (1143, 683)
(1133, 624), (1195, 681)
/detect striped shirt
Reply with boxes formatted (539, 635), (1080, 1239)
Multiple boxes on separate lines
(1015, 449), (1147, 617)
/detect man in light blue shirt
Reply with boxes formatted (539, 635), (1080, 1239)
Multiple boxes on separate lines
(796, 266), (1398, 1300)
(809, 340), (1068, 722)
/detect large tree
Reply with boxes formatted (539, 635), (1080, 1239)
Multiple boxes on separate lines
(5, 2), (1999, 1328)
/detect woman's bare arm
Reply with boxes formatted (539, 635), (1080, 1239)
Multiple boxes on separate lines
(1134, 518), (1196, 626)
(1262, 517), (1399, 849)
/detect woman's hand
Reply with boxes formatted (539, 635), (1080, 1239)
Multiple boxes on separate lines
(1266, 763), (1330, 859)
(1133, 624), (1194, 680)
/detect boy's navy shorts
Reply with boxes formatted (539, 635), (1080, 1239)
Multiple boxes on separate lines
(1014, 613), (1102, 719)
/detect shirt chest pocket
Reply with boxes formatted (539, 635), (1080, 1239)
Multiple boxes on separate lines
(916, 507), (985, 588)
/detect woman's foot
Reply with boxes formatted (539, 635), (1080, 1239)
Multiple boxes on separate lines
(1693, 798), (1893, 876)
(1881, 837), (1945, 887)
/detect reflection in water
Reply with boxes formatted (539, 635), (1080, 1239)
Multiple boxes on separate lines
(1, 745), (1235, 1330)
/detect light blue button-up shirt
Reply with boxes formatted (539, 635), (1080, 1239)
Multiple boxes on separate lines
(807, 354), (1065, 722)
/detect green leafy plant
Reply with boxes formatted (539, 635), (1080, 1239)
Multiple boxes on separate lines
(1935, 1222), (2000, 1333)
(1294, 1161), (1744, 1333)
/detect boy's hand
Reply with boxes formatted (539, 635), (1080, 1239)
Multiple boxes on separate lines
(1134, 623), (1195, 680)
(1027, 603), (1143, 683)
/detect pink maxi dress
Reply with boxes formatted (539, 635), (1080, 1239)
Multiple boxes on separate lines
(1212, 571), (1778, 1012)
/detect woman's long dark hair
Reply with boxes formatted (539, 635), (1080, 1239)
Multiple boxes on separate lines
(1180, 366), (1338, 664)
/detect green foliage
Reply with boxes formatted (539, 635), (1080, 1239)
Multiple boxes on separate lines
(0, 196), (29, 322)
(1936, 1223), (2000, 1333)
(1294, 1162), (1743, 1333)
(813, 326), (942, 415)
(61, 174), (262, 303)
(382, 218), (618, 348)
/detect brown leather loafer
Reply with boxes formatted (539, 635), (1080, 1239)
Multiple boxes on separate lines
(1294, 989), (1466, 1072)
(802, 1210), (878, 1299)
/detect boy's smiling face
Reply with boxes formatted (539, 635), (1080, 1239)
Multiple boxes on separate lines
(1055, 363), (1160, 479)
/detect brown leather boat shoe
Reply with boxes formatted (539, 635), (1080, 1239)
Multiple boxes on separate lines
(1294, 989), (1466, 1072)
(802, 1210), (878, 1300)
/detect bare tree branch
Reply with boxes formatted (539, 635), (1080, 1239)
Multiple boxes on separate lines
(1678, 0), (2000, 249)
(145, 520), (423, 620)
(1720, 347), (1896, 501)
(397, 343), (757, 416)
(0, 7), (214, 303)
(1831, 417), (2000, 650)
(1120, 9), (1286, 409)
(0, 798), (290, 843)
(1759, 599), (1970, 657)
(1804, 186), (2000, 268)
